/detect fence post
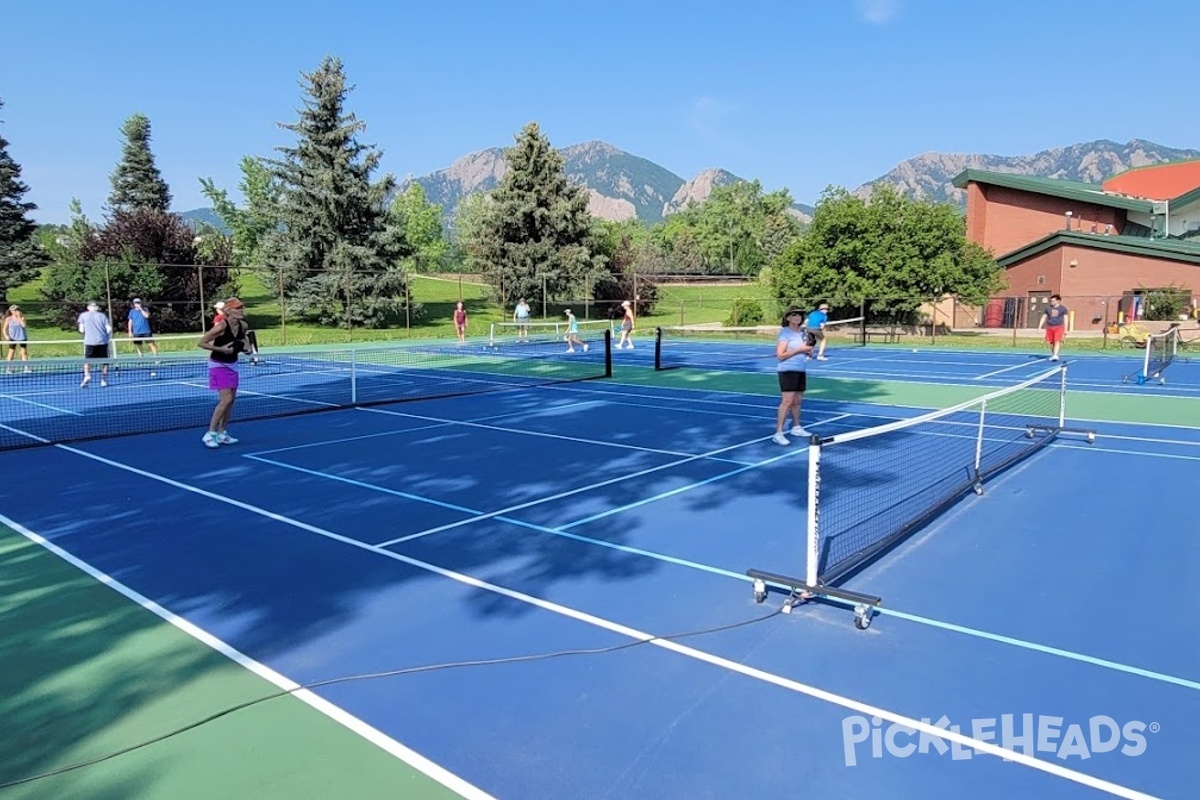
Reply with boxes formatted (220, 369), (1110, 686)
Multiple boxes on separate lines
(344, 271), (353, 342)
(1102, 295), (1112, 349)
(103, 261), (114, 331)
(279, 267), (287, 345)
(197, 265), (206, 333)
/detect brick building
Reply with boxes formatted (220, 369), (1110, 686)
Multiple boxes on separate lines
(950, 162), (1200, 331)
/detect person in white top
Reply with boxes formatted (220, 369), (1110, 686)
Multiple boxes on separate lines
(513, 298), (531, 341)
(77, 302), (113, 387)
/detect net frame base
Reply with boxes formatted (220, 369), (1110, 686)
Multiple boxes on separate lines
(745, 363), (1097, 630)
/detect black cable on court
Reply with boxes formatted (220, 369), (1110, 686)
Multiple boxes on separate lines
(0, 606), (785, 791)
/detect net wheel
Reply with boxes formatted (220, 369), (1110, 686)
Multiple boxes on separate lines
(854, 605), (874, 630)
(973, 483), (984, 496)
(752, 579), (767, 604)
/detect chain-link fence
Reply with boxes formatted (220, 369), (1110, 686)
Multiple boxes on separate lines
(9, 261), (1198, 352)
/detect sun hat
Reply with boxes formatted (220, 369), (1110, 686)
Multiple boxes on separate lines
(87, 302), (100, 311)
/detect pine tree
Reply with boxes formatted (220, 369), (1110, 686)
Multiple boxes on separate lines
(262, 56), (407, 328)
(0, 99), (47, 296)
(472, 122), (603, 308)
(108, 113), (171, 213)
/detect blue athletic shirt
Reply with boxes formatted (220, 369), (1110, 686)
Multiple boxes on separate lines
(777, 327), (809, 372)
(1043, 305), (1067, 327)
(129, 308), (151, 336)
(806, 309), (828, 329)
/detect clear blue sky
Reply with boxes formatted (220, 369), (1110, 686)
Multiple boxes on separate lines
(3, 0), (1194, 224)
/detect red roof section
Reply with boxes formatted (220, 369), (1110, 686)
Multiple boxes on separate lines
(1101, 160), (1200, 199)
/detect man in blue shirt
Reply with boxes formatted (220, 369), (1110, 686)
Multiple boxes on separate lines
(127, 298), (159, 358)
(77, 302), (112, 387)
(1038, 294), (1068, 361)
(806, 303), (831, 360)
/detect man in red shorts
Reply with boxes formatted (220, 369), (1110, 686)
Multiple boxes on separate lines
(1038, 294), (1068, 361)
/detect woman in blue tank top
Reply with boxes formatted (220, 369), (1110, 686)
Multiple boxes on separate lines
(3, 305), (29, 373)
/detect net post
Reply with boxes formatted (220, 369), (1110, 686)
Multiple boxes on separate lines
(858, 302), (867, 347)
(974, 398), (987, 476)
(603, 328), (613, 377)
(1142, 334), (1152, 382)
(654, 326), (664, 371)
(805, 434), (822, 587)
(1058, 364), (1067, 428)
(488, 322), (495, 346)
(351, 349), (358, 404)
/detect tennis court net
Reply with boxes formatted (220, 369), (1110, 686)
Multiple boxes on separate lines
(655, 319), (866, 371)
(1138, 327), (1183, 384)
(0, 332), (612, 450)
(749, 364), (1080, 625)
(489, 318), (611, 343)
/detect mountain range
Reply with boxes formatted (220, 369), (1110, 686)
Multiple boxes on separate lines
(180, 137), (1199, 233)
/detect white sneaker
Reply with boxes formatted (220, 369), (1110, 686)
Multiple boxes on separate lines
(80, 376), (90, 387)
(790, 426), (811, 437)
(583, 343), (589, 352)
(100, 379), (108, 388)
(216, 432), (238, 445)
(202, 432), (221, 449)
(816, 356), (828, 361)
(771, 433), (790, 446)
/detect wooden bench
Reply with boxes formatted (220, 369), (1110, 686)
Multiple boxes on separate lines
(851, 327), (907, 344)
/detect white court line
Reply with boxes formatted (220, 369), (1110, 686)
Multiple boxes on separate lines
(1054, 443), (1200, 462)
(245, 401), (604, 457)
(973, 358), (1051, 380)
(3, 454), (1161, 800)
(0, 512), (495, 800)
(359, 406), (750, 464)
(370, 429), (792, 547)
(558, 414), (855, 529)
(0, 393), (84, 416)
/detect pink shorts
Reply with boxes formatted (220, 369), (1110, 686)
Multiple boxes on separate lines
(208, 362), (240, 391)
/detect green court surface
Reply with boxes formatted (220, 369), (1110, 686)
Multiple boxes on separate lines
(617, 365), (1197, 428)
(0, 526), (466, 800)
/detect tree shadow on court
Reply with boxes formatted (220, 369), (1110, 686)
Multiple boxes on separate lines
(0, 525), (448, 799)
(0, 530), (258, 798)
(0, 372), (902, 703)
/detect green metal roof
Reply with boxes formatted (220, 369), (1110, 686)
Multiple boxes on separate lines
(952, 169), (1156, 213)
(996, 230), (1200, 267)
(1170, 185), (1200, 207)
